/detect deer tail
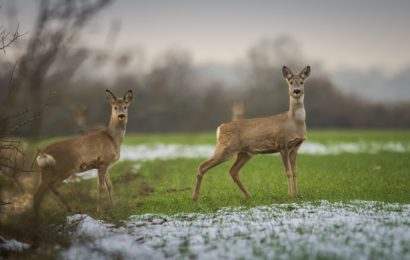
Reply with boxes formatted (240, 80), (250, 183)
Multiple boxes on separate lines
(36, 152), (56, 168)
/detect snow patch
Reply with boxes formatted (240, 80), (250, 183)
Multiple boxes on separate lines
(0, 236), (30, 252)
(63, 201), (410, 260)
(120, 141), (410, 162)
(68, 141), (410, 181)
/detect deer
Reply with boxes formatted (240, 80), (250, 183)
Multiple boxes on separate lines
(33, 89), (133, 217)
(71, 104), (105, 134)
(192, 65), (310, 201)
(231, 101), (245, 121)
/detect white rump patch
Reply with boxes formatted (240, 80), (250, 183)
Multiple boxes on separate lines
(216, 126), (221, 140)
(36, 153), (56, 167)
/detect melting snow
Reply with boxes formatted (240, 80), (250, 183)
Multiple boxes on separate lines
(120, 141), (410, 161)
(0, 236), (30, 252)
(63, 201), (410, 260)
(69, 141), (410, 181)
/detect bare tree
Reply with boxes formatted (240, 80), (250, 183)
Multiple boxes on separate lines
(7, 0), (113, 138)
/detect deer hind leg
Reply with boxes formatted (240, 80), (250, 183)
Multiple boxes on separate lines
(229, 152), (252, 198)
(105, 173), (113, 208)
(97, 166), (108, 214)
(192, 148), (233, 202)
(50, 185), (72, 212)
(280, 150), (294, 197)
(289, 144), (302, 196)
(33, 181), (51, 222)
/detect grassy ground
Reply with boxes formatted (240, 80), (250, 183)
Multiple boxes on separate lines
(34, 129), (410, 222)
(1, 129), (410, 257)
(37, 129), (410, 146)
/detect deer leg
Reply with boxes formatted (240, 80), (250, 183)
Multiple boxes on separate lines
(229, 152), (252, 198)
(97, 166), (107, 214)
(192, 150), (232, 202)
(50, 185), (72, 212)
(105, 173), (113, 208)
(32, 182), (50, 221)
(280, 150), (294, 197)
(289, 144), (302, 196)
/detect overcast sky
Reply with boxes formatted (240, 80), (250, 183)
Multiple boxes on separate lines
(2, 0), (410, 73)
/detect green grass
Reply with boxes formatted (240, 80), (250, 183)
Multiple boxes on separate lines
(33, 129), (410, 147)
(1, 129), (410, 257)
(30, 129), (410, 222)
(107, 152), (410, 217)
(3, 129), (410, 222)
(123, 129), (410, 145)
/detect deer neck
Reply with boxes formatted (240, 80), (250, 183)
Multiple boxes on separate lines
(288, 96), (306, 123)
(107, 117), (127, 147)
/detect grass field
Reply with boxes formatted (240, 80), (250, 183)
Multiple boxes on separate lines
(34, 129), (410, 217)
(1, 129), (410, 259)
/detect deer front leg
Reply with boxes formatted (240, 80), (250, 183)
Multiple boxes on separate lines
(97, 166), (108, 214)
(105, 173), (114, 208)
(280, 150), (294, 197)
(289, 144), (302, 196)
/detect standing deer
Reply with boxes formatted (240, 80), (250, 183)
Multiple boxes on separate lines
(33, 89), (133, 216)
(231, 101), (245, 121)
(192, 66), (310, 201)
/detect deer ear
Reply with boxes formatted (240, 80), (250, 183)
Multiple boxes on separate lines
(282, 66), (293, 79)
(299, 65), (311, 79)
(123, 90), (133, 104)
(105, 89), (116, 104)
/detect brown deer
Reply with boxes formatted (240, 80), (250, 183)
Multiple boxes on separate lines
(71, 104), (104, 134)
(231, 101), (245, 121)
(33, 89), (133, 216)
(192, 66), (310, 201)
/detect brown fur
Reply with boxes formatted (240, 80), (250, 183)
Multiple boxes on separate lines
(231, 102), (245, 121)
(192, 66), (311, 201)
(33, 89), (133, 217)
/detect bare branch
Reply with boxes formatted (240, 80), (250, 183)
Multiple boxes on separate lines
(3, 91), (56, 136)
(8, 62), (18, 96)
(0, 24), (27, 53)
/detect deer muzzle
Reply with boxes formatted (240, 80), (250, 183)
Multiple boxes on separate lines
(118, 114), (126, 120)
(292, 88), (303, 98)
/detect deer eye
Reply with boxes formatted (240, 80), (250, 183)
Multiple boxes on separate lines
(289, 81), (293, 85)
(123, 106), (127, 110)
(114, 106), (118, 110)
(299, 81), (303, 85)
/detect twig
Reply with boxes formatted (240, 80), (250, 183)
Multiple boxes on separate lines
(0, 201), (12, 206)
(0, 24), (27, 53)
(8, 62), (18, 96)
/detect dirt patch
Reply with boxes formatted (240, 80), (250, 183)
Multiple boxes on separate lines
(164, 187), (191, 193)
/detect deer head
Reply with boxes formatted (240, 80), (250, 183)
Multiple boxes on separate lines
(282, 66), (311, 101)
(105, 89), (133, 125)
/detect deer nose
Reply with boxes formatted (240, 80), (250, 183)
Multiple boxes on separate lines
(293, 89), (301, 94)
(118, 114), (126, 120)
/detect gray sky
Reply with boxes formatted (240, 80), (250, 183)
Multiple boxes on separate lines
(2, 0), (410, 73)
